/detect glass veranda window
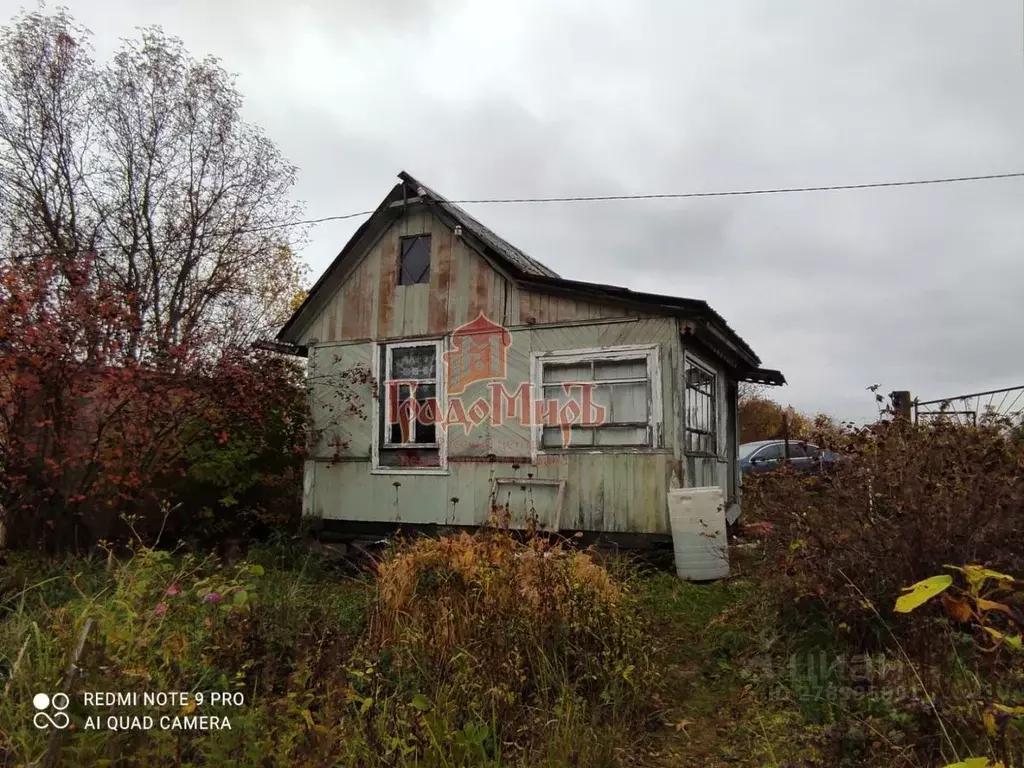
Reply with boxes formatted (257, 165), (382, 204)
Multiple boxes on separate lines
(684, 359), (717, 455)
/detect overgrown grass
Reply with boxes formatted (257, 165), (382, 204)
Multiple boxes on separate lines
(0, 532), (660, 766)
(3, 456), (1022, 768)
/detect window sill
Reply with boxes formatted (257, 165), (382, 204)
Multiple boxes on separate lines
(370, 467), (449, 476)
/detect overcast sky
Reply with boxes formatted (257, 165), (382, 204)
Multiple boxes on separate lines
(7, 0), (1024, 422)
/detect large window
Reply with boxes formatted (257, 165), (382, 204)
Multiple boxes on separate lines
(684, 357), (718, 456)
(376, 340), (445, 470)
(534, 346), (661, 450)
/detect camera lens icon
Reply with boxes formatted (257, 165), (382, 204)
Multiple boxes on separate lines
(33, 692), (70, 730)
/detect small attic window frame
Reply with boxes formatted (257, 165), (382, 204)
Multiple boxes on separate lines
(398, 234), (431, 285)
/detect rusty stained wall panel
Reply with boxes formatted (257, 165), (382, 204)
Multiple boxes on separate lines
(297, 207), (517, 345)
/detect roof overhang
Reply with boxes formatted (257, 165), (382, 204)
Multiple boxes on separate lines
(741, 367), (787, 386)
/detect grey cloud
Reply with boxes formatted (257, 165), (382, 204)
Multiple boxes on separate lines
(4, 0), (1023, 423)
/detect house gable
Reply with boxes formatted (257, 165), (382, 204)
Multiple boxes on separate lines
(280, 175), (650, 346)
(277, 171), (781, 385)
(290, 204), (523, 345)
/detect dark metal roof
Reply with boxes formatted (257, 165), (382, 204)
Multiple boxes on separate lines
(742, 368), (787, 386)
(516, 273), (762, 366)
(399, 172), (560, 278)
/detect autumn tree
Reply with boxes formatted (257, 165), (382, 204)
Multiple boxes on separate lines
(0, 9), (307, 356)
(738, 395), (812, 443)
(0, 10), (314, 554)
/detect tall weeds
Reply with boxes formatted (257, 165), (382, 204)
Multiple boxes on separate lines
(345, 529), (658, 765)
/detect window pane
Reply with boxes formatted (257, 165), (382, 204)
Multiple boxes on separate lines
(606, 381), (648, 423)
(542, 427), (566, 447)
(399, 235), (431, 285)
(415, 384), (437, 444)
(391, 346), (436, 379)
(594, 426), (648, 446)
(687, 431), (715, 454)
(594, 358), (647, 380)
(543, 426), (594, 447)
(757, 443), (784, 460)
(543, 361), (593, 383)
(686, 364), (715, 390)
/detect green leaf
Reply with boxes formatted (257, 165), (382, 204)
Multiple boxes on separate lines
(941, 758), (1001, 768)
(411, 693), (431, 711)
(894, 575), (953, 613)
(233, 590), (248, 606)
(248, 564), (264, 577)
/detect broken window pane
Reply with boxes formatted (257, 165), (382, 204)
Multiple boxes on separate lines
(399, 235), (431, 285)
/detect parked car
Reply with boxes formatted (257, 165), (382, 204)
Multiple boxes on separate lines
(738, 439), (837, 476)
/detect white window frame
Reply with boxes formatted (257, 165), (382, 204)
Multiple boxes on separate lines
(371, 338), (448, 475)
(530, 344), (662, 459)
(682, 351), (724, 459)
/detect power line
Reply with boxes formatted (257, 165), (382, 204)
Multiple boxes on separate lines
(449, 171), (1024, 204)
(265, 169), (1024, 233)
(12, 170), (1024, 253)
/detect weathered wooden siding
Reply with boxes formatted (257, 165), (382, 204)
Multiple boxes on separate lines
(306, 341), (375, 459)
(518, 292), (639, 324)
(307, 455), (675, 534)
(297, 208), (520, 345)
(305, 317), (683, 534)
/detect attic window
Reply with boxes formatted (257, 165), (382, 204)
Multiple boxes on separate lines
(399, 235), (431, 285)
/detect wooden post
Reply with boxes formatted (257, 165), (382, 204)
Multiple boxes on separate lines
(891, 391), (912, 421)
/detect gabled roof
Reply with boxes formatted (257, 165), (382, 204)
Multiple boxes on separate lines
(276, 171), (784, 385)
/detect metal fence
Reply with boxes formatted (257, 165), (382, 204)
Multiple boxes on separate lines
(912, 384), (1024, 428)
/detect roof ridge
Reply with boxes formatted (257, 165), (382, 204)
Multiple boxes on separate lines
(399, 171), (560, 279)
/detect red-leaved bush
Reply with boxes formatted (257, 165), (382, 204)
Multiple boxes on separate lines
(0, 250), (308, 554)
